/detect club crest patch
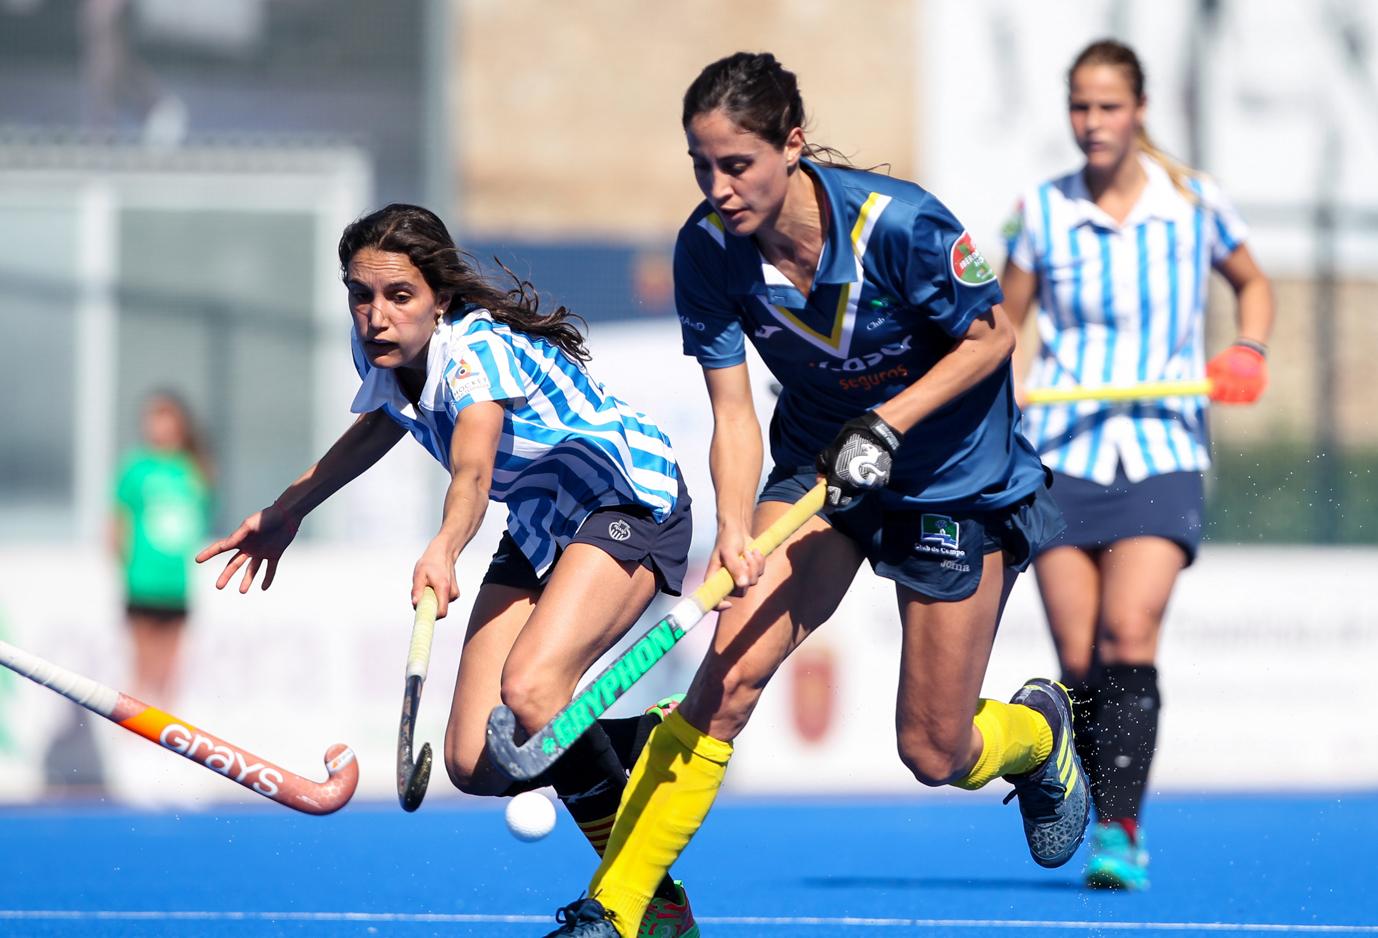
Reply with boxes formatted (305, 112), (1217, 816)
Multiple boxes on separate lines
(918, 513), (962, 557)
(445, 353), (489, 399)
(607, 519), (632, 542)
(950, 231), (996, 286)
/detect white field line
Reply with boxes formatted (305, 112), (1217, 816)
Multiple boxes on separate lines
(0, 910), (1374, 932)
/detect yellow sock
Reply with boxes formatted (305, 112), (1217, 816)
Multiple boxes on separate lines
(951, 698), (1053, 790)
(590, 710), (732, 937)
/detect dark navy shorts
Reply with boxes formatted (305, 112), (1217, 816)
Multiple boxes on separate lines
(1037, 466), (1204, 565)
(482, 471), (693, 596)
(125, 602), (188, 624)
(759, 466), (1066, 601)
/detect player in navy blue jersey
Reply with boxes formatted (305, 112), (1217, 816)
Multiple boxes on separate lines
(195, 204), (699, 935)
(1002, 40), (1274, 891)
(542, 53), (1088, 938)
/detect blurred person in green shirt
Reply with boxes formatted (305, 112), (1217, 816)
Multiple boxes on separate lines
(111, 391), (212, 702)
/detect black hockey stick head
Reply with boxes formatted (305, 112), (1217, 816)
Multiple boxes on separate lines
(486, 703), (565, 782)
(399, 741), (431, 812)
(397, 674), (431, 811)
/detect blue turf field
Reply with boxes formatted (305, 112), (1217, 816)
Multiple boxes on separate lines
(2, 793), (1375, 936)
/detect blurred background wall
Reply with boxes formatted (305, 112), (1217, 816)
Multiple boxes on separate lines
(0, 0), (1374, 806)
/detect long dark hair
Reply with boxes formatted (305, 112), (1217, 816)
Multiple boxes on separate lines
(682, 52), (856, 168)
(1069, 39), (1196, 200)
(337, 203), (589, 362)
(144, 389), (214, 482)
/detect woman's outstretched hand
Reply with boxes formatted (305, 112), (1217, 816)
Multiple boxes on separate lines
(196, 504), (302, 593)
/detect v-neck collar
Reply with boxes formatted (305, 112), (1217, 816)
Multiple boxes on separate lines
(1067, 154), (1185, 230)
(717, 159), (858, 299)
(350, 319), (462, 419)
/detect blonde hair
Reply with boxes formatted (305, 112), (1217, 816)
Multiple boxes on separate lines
(1070, 39), (1198, 202)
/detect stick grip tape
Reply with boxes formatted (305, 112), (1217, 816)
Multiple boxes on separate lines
(0, 640), (119, 716)
(406, 587), (438, 681)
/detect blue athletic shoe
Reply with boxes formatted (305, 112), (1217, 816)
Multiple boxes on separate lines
(540, 897), (619, 937)
(1085, 821), (1150, 890)
(1002, 678), (1091, 868)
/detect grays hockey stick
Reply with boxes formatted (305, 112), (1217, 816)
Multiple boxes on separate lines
(0, 640), (357, 814)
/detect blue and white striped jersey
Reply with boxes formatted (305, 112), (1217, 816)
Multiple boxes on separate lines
(350, 306), (680, 575)
(1006, 155), (1248, 484)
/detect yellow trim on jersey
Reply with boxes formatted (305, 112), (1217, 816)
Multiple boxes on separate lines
(764, 192), (891, 358)
(697, 212), (726, 248)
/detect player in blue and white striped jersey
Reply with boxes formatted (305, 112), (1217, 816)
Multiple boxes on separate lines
(1001, 40), (1275, 891)
(198, 204), (698, 932)
(346, 300), (679, 580)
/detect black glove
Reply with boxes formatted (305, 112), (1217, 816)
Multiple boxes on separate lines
(815, 412), (902, 508)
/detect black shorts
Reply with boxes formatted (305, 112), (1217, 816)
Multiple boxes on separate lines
(759, 466), (1066, 601)
(482, 472), (693, 596)
(125, 603), (188, 624)
(1036, 466), (1204, 564)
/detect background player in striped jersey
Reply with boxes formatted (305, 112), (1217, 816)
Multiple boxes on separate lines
(543, 52), (1087, 938)
(1001, 40), (1275, 891)
(197, 204), (699, 936)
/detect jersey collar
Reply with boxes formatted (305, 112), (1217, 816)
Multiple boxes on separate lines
(804, 158), (860, 286)
(717, 158), (855, 297)
(349, 324), (453, 418)
(1066, 154), (1188, 229)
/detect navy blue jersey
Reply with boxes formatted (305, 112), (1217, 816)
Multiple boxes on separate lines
(675, 159), (1045, 510)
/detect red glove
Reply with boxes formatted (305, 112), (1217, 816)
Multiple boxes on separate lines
(1207, 342), (1268, 404)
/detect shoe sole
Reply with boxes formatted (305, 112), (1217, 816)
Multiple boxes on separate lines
(1085, 867), (1149, 891)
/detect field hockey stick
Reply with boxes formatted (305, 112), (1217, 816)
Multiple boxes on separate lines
(486, 481), (827, 782)
(0, 639), (357, 815)
(397, 587), (438, 812)
(1024, 379), (1213, 406)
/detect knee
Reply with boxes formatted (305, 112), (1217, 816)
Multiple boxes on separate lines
(1097, 615), (1160, 664)
(896, 729), (971, 788)
(499, 668), (563, 736)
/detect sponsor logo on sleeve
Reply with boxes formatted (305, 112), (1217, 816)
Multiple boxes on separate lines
(445, 354), (489, 399)
(950, 231), (996, 286)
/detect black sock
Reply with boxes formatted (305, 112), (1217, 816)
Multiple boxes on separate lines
(1065, 676), (1103, 801)
(1086, 665), (1160, 823)
(496, 714), (656, 797)
(544, 724), (626, 823)
(598, 714), (662, 771)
